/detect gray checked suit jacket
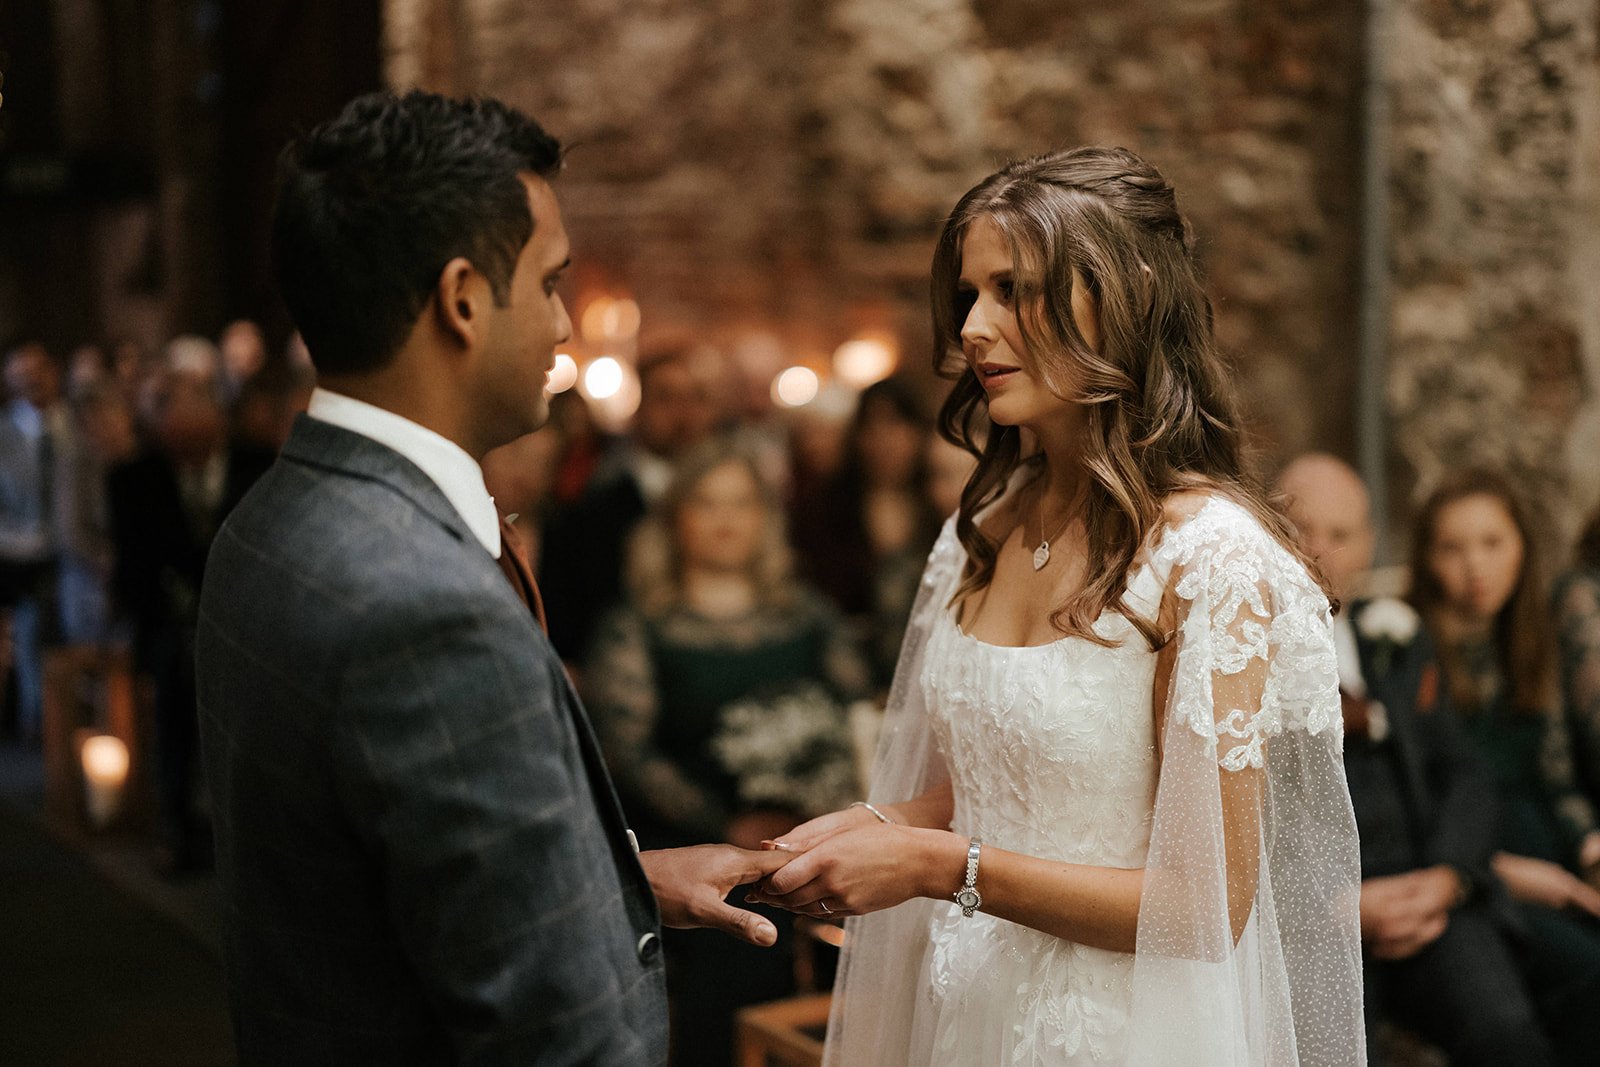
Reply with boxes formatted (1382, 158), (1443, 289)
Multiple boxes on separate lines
(196, 415), (668, 1065)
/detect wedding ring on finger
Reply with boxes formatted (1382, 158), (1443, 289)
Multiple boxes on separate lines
(819, 900), (834, 915)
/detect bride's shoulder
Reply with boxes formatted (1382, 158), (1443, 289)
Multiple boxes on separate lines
(1155, 489), (1262, 543)
(1152, 489), (1299, 572)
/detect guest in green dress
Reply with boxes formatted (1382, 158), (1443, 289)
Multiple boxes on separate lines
(1554, 506), (1600, 808)
(587, 436), (870, 1067)
(1410, 468), (1600, 899)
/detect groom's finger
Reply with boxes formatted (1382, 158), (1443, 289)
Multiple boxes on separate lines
(728, 847), (791, 885)
(698, 898), (779, 947)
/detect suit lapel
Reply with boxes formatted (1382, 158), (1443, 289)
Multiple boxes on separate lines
(1351, 603), (1434, 825)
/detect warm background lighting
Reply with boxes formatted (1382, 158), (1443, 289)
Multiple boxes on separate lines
(80, 733), (130, 828)
(583, 356), (625, 400)
(832, 338), (896, 388)
(772, 366), (821, 408)
(580, 296), (643, 343)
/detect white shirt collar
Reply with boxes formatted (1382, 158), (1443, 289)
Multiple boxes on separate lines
(1332, 613), (1366, 698)
(306, 387), (501, 559)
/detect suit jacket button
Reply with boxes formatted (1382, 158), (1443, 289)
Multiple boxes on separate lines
(636, 931), (661, 964)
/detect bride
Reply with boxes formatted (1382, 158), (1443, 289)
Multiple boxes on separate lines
(749, 147), (1364, 1064)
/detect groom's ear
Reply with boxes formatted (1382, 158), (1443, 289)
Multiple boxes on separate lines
(434, 257), (487, 352)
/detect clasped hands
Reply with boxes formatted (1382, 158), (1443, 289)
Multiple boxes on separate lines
(743, 804), (953, 921)
(642, 805), (954, 948)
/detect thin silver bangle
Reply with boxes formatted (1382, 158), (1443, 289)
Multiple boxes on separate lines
(851, 800), (895, 825)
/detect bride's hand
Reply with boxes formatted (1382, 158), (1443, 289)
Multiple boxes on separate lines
(761, 804), (884, 855)
(747, 824), (964, 919)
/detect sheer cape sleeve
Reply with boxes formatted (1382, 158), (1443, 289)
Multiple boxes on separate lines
(824, 517), (963, 1065)
(1127, 498), (1363, 1065)
(824, 500), (1364, 1065)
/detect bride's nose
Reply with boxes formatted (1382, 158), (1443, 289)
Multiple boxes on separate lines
(961, 297), (998, 354)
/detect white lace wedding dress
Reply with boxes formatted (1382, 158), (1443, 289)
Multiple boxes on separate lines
(825, 494), (1366, 1066)
(915, 544), (1164, 1062)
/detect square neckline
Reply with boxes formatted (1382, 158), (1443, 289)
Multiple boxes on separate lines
(947, 493), (1227, 650)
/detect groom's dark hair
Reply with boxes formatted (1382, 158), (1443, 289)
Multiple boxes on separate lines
(271, 90), (563, 376)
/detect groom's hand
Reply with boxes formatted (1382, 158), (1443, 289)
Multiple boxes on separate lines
(640, 845), (792, 947)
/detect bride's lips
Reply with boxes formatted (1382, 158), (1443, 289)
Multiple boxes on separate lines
(975, 362), (1021, 390)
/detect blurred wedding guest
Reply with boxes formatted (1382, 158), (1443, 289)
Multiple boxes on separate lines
(587, 439), (870, 1067)
(0, 341), (70, 741)
(924, 428), (977, 519)
(108, 369), (274, 872)
(785, 383), (854, 505)
(546, 389), (610, 507)
(163, 334), (223, 386)
(1281, 454), (1597, 1065)
(540, 347), (718, 664)
(217, 319), (268, 405)
(67, 343), (110, 398)
(1412, 471), (1600, 904)
(108, 337), (148, 398)
(791, 377), (942, 690)
(482, 428), (565, 571)
(230, 360), (315, 452)
(1555, 507), (1600, 804)
(55, 382), (138, 646)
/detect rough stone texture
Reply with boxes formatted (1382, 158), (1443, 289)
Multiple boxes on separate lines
(385, 0), (1366, 462)
(383, 0), (1600, 547)
(1385, 0), (1600, 554)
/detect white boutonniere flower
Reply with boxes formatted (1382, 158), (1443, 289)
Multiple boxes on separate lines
(1357, 598), (1419, 645)
(1356, 597), (1420, 678)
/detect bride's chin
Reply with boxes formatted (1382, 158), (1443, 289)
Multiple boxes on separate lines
(984, 399), (1023, 427)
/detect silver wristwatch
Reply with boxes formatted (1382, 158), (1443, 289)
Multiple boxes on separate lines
(953, 838), (983, 917)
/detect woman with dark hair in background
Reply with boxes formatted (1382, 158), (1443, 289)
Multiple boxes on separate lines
(1406, 469), (1600, 1064)
(790, 376), (943, 691)
(1410, 469), (1600, 889)
(1555, 505), (1600, 807)
(587, 437), (870, 1067)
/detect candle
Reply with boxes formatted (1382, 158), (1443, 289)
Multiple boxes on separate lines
(81, 734), (130, 828)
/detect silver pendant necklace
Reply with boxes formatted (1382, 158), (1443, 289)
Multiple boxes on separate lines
(1032, 483), (1072, 571)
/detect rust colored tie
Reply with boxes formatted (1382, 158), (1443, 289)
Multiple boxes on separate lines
(496, 514), (548, 634)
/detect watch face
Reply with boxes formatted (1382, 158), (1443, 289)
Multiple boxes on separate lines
(955, 888), (981, 910)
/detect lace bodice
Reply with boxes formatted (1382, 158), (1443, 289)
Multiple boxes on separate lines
(924, 570), (1163, 870)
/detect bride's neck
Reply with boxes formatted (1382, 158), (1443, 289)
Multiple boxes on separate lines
(1029, 451), (1090, 521)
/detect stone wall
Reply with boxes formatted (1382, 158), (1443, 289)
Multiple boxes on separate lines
(1385, 0), (1600, 553)
(383, 0), (1600, 546)
(385, 0), (1366, 461)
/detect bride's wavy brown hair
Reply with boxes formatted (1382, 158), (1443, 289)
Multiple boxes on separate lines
(934, 146), (1319, 647)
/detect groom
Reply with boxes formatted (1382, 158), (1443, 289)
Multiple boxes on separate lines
(196, 91), (787, 1064)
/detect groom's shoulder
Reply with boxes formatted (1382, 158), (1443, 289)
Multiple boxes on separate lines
(210, 451), (497, 625)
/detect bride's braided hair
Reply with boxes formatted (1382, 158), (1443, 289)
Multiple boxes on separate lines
(932, 146), (1323, 646)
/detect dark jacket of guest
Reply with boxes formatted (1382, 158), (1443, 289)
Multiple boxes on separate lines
(106, 440), (274, 662)
(196, 417), (667, 1064)
(539, 465), (648, 662)
(1345, 600), (1501, 889)
(1554, 567), (1600, 806)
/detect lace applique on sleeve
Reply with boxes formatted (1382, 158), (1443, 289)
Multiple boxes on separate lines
(1154, 498), (1342, 772)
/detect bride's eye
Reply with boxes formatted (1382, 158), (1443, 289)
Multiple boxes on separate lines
(953, 286), (977, 318)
